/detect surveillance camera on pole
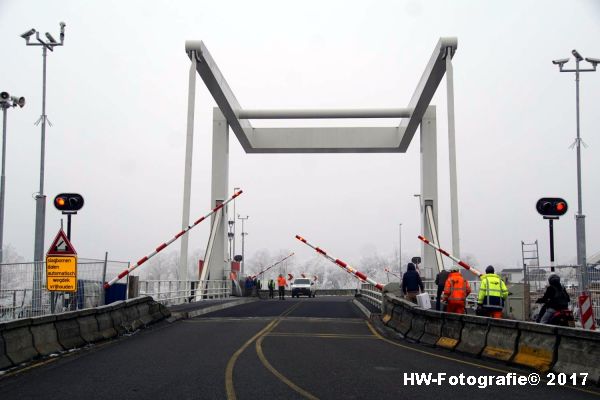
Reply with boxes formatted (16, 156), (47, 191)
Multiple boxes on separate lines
(21, 21), (67, 314)
(572, 49), (584, 61)
(552, 58), (569, 66)
(552, 49), (598, 291)
(1, 89), (26, 265)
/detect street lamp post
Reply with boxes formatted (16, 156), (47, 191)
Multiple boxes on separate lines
(552, 50), (598, 294)
(0, 93), (26, 282)
(238, 214), (249, 275)
(21, 23), (66, 314)
(398, 223), (402, 275)
(233, 187), (240, 256)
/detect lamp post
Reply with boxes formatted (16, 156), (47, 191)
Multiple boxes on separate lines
(21, 23), (66, 314)
(233, 186), (240, 256)
(238, 214), (249, 275)
(552, 50), (598, 294)
(398, 223), (402, 275)
(0, 92), (26, 282)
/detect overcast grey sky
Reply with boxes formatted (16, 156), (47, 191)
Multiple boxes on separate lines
(1, 0), (599, 273)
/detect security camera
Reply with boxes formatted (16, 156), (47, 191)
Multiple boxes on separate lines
(0, 92), (9, 100)
(20, 28), (36, 39)
(45, 32), (57, 44)
(585, 57), (600, 65)
(60, 22), (66, 28)
(11, 96), (25, 108)
(572, 49), (583, 61)
(552, 58), (569, 65)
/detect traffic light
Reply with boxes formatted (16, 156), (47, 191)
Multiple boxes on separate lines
(536, 197), (568, 217)
(54, 193), (84, 213)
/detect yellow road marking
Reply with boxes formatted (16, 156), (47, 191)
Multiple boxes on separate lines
(367, 321), (600, 397)
(225, 301), (302, 400)
(256, 331), (319, 400)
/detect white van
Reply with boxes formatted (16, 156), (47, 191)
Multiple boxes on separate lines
(291, 278), (316, 298)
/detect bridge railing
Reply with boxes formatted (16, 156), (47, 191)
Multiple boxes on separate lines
(139, 279), (230, 305)
(358, 283), (384, 310)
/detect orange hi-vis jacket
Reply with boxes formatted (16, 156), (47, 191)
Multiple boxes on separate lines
(442, 271), (471, 304)
(277, 276), (287, 287)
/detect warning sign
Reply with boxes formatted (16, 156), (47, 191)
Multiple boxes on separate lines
(46, 255), (78, 292)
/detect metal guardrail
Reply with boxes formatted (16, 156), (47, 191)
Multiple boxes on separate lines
(139, 279), (230, 305)
(358, 283), (384, 310)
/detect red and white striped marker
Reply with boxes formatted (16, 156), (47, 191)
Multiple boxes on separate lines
(295, 235), (384, 291)
(384, 267), (402, 279)
(104, 190), (244, 289)
(251, 252), (295, 280)
(578, 293), (597, 330)
(417, 235), (482, 276)
(287, 273), (294, 281)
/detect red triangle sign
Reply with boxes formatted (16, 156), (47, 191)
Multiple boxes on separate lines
(47, 229), (77, 255)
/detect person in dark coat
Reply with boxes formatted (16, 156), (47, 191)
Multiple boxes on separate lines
(536, 274), (570, 324)
(401, 262), (424, 303)
(434, 269), (450, 311)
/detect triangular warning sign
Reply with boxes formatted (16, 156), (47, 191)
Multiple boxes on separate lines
(47, 229), (77, 255)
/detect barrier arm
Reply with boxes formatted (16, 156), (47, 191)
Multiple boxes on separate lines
(295, 235), (384, 291)
(418, 235), (482, 276)
(384, 267), (402, 279)
(251, 252), (295, 279)
(104, 190), (244, 289)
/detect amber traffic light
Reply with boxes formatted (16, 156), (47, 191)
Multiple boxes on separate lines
(54, 193), (84, 212)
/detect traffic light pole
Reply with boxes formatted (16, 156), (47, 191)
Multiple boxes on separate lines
(545, 217), (557, 272)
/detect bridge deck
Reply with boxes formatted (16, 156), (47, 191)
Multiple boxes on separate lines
(0, 296), (597, 399)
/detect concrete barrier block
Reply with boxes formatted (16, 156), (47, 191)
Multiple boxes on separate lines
(55, 312), (86, 349)
(95, 308), (117, 340)
(1, 319), (38, 365)
(420, 310), (444, 346)
(437, 313), (462, 350)
(513, 322), (557, 372)
(110, 305), (128, 335)
(482, 319), (518, 362)
(30, 315), (64, 356)
(148, 301), (164, 323)
(456, 315), (489, 356)
(0, 332), (12, 370)
(396, 305), (413, 335)
(554, 326), (600, 383)
(158, 302), (171, 318)
(406, 309), (426, 341)
(77, 311), (103, 343)
(136, 302), (153, 326)
(123, 301), (143, 331)
(387, 306), (404, 333)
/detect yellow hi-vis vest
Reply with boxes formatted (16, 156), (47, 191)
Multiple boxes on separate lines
(477, 273), (508, 310)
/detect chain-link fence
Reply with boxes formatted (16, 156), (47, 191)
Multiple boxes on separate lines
(0, 258), (130, 322)
(524, 264), (600, 325)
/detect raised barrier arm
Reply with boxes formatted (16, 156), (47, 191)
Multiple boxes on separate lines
(417, 235), (482, 276)
(295, 235), (384, 291)
(104, 190), (244, 288)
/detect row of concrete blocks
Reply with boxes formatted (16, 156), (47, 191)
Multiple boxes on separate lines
(382, 294), (600, 384)
(0, 296), (171, 371)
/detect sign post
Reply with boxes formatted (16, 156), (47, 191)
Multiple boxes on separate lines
(46, 229), (78, 293)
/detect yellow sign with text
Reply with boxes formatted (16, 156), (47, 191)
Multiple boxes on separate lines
(46, 255), (78, 292)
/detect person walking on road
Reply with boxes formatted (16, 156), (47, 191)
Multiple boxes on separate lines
(277, 274), (287, 300)
(477, 265), (508, 319)
(442, 267), (471, 314)
(434, 269), (449, 311)
(268, 279), (275, 299)
(401, 263), (424, 304)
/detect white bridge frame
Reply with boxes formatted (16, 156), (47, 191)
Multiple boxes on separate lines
(179, 38), (461, 285)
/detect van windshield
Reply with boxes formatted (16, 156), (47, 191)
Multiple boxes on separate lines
(294, 279), (311, 285)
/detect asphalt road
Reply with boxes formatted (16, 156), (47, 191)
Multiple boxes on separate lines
(0, 296), (598, 399)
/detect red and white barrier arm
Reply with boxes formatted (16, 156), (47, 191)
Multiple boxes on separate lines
(295, 235), (384, 291)
(251, 252), (295, 279)
(384, 268), (402, 279)
(104, 190), (244, 289)
(417, 235), (482, 276)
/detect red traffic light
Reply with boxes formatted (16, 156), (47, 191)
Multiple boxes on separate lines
(536, 197), (568, 217)
(54, 193), (84, 213)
